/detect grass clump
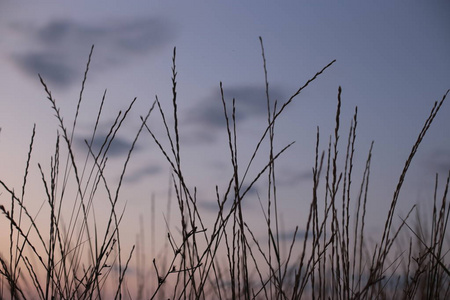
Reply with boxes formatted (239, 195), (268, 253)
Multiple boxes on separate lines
(1, 39), (449, 299)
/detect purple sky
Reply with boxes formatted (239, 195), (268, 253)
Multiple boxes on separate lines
(0, 1), (449, 288)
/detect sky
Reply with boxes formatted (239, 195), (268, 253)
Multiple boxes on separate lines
(0, 0), (449, 291)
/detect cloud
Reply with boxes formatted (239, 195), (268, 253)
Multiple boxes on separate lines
(180, 127), (217, 145)
(424, 148), (450, 174)
(276, 229), (308, 241)
(198, 183), (258, 212)
(276, 167), (312, 187)
(11, 17), (175, 88)
(17, 52), (77, 87)
(184, 85), (286, 130)
(75, 133), (140, 158)
(123, 164), (162, 183)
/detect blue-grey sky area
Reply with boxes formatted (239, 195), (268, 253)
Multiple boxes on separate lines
(0, 1), (449, 267)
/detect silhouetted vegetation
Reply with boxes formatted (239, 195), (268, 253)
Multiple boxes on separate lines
(1, 39), (449, 299)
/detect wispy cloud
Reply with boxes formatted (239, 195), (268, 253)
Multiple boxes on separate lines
(185, 85), (286, 127)
(276, 167), (312, 187)
(123, 164), (162, 183)
(198, 184), (258, 212)
(10, 17), (176, 88)
(424, 148), (450, 174)
(183, 85), (286, 142)
(75, 133), (141, 158)
(276, 228), (308, 241)
(180, 126), (217, 145)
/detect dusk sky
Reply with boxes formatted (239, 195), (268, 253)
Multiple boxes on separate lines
(1, 1), (449, 277)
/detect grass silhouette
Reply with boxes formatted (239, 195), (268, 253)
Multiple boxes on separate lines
(1, 39), (449, 299)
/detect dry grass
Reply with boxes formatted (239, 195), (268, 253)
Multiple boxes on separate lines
(1, 39), (449, 299)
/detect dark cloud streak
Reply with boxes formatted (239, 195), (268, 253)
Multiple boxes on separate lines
(425, 148), (450, 174)
(184, 85), (286, 135)
(75, 133), (141, 158)
(276, 229), (308, 241)
(198, 184), (258, 212)
(276, 168), (312, 186)
(17, 53), (76, 87)
(123, 165), (162, 183)
(11, 17), (176, 88)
